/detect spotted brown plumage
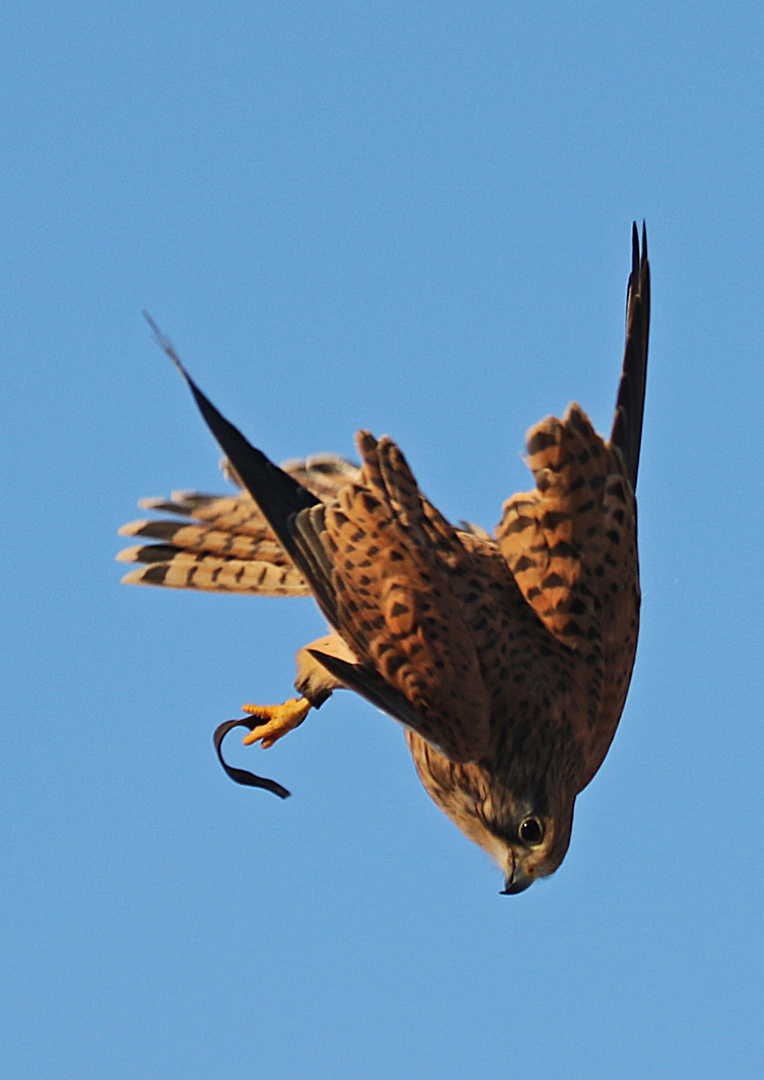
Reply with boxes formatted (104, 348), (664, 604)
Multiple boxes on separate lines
(120, 226), (649, 892)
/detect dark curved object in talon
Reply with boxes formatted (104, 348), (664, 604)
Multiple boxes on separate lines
(212, 719), (291, 798)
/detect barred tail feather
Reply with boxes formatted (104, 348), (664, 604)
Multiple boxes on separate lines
(119, 518), (289, 563)
(119, 374), (359, 603)
(118, 546), (309, 595)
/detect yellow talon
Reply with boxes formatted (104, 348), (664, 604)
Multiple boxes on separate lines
(240, 697), (312, 749)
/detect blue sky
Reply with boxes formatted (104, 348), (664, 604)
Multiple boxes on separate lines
(2, 3), (763, 1077)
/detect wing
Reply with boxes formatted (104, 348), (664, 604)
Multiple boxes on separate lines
(496, 225), (648, 780)
(150, 327), (491, 763)
(309, 431), (492, 762)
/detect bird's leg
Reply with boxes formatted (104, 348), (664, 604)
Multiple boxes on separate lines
(240, 697), (313, 749)
(240, 632), (356, 749)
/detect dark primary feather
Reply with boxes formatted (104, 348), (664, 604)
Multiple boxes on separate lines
(305, 647), (428, 738)
(142, 314), (334, 615)
(610, 222), (650, 490)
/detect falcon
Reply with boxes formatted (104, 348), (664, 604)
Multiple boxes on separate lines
(118, 225), (649, 893)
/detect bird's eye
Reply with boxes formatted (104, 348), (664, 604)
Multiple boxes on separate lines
(519, 817), (544, 847)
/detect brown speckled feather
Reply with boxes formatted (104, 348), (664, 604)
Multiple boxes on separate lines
(315, 432), (492, 762)
(495, 405), (640, 786)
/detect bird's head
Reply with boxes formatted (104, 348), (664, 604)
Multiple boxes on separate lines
(432, 777), (577, 893)
(491, 787), (576, 894)
(499, 811), (571, 893)
(405, 732), (578, 893)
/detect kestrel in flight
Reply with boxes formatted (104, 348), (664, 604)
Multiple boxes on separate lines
(118, 225), (649, 893)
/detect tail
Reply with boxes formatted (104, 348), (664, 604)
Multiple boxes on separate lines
(117, 457), (359, 595)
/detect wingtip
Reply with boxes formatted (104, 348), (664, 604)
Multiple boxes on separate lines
(630, 220), (648, 271)
(142, 312), (217, 430)
(142, 310), (188, 380)
(610, 222), (650, 490)
(142, 313), (256, 492)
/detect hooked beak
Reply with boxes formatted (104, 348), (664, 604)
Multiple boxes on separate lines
(501, 851), (534, 895)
